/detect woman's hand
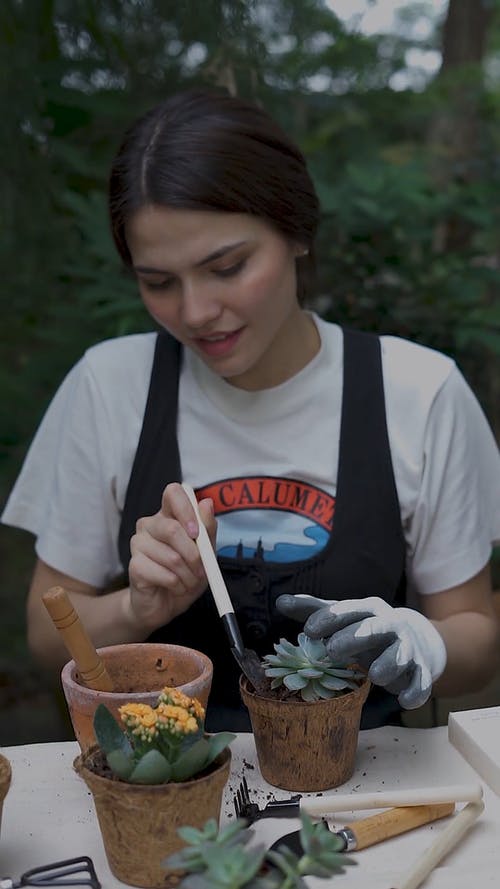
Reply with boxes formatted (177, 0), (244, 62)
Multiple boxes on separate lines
(276, 594), (447, 709)
(128, 482), (217, 633)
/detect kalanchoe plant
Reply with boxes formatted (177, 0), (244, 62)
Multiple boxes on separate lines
(93, 687), (235, 785)
(165, 810), (356, 888)
(262, 632), (364, 702)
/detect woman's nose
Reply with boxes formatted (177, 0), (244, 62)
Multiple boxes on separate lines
(181, 280), (222, 328)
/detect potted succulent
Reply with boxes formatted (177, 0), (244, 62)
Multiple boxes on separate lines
(239, 633), (370, 792)
(62, 641), (213, 752)
(0, 752), (11, 837)
(74, 686), (234, 889)
(165, 810), (356, 888)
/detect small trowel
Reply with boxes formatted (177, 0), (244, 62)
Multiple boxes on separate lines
(182, 482), (268, 693)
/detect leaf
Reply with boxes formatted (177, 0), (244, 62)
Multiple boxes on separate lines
(93, 704), (132, 757)
(313, 685), (338, 700)
(204, 732), (235, 768)
(106, 749), (134, 780)
(129, 750), (172, 784)
(297, 667), (324, 679)
(321, 675), (351, 690)
(324, 666), (362, 678)
(276, 638), (302, 657)
(263, 667), (291, 677)
(298, 634), (327, 662)
(177, 819), (219, 845)
(170, 738), (210, 782)
(300, 684), (319, 702)
(283, 673), (308, 691)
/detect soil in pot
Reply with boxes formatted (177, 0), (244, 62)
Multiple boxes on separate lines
(74, 744), (231, 889)
(240, 673), (370, 792)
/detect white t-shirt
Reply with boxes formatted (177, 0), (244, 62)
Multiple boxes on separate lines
(2, 316), (500, 596)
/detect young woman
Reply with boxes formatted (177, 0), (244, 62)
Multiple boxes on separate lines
(3, 89), (500, 730)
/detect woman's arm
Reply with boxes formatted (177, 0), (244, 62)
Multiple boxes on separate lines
(421, 563), (500, 697)
(26, 484), (216, 673)
(27, 559), (141, 671)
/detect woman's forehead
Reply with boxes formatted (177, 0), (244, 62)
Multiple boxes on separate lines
(126, 205), (274, 266)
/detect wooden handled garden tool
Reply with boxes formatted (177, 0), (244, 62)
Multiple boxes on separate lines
(329, 800), (456, 851)
(182, 482), (268, 693)
(42, 586), (114, 691)
(235, 774), (483, 821)
(389, 799), (485, 889)
(268, 802), (456, 855)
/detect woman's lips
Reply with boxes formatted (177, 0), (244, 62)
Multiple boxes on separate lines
(194, 328), (243, 358)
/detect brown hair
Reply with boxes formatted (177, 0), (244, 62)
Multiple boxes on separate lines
(109, 89), (320, 303)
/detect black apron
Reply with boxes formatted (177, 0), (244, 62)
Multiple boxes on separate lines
(118, 327), (406, 730)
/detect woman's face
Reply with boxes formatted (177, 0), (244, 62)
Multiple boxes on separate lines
(126, 205), (316, 391)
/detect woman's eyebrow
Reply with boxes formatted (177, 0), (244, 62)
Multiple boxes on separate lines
(133, 241), (246, 275)
(195, 241), (246, 267)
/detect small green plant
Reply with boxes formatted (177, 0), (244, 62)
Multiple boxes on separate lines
(262, 633), (364, 702)
(166, 811), (355, 888)
(93, 687), (235, 785)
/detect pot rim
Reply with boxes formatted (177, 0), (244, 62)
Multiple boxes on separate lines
(61, 642), (213, 698)
(0, 753), (12, 798)
(73, 743), (231, 792)
(239, 671), (371, 706)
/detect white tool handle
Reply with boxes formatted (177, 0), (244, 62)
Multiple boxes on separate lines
(300, 783), (483, 816)
(182, 482), (234, 617)
(390, 800), (484, 889)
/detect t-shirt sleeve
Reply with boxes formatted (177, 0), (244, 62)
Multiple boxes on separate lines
(406, 366), (500, 594)
(1, 356), (123, 587)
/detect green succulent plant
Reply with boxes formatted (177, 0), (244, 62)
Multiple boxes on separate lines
(262, 632), (364, 702)
(93, 687), (234, 785)
(165, 811), (355, 888)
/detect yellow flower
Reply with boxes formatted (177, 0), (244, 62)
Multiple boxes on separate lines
(119, 703), (158, 729)
(159, 687), (190, 708)
(190, 698), (205, 720)
(156, 702), (200, 736)
(158, 688), (205, 722)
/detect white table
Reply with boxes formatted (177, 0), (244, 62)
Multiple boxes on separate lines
(1, 727), (499, 888)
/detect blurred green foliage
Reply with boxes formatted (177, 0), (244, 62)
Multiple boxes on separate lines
(1, 0), (499, 742)
(1, 0), (499, 550)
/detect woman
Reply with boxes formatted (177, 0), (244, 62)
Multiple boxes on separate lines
(3, 89), (500, 730)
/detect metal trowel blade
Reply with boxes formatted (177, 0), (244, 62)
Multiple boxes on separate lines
(231, 646), (268, 694)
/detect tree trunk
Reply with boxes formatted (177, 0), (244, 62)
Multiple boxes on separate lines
(428, 0), (499, 439)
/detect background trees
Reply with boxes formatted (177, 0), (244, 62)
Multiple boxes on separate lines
(1, 0), (499, 741)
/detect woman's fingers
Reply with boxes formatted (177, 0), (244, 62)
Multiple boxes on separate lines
(127, 484), (218, 633)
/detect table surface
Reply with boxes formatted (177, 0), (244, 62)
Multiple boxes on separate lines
(1, 726), (499, 888)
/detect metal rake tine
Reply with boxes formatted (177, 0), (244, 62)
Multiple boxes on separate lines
(234, 775), (260, 821)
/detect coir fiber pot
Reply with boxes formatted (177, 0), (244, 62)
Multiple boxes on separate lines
(0, 753), (11, 838)
(240, 674), (370, 792)
(74, 744), (231, 889)
(62, 642), (213, 752)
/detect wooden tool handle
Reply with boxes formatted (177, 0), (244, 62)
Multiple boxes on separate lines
(42, 586), (114, 691)
(182, 482), (234, 617)
(343, 802), (455, 850)
(391, 800), (485, 889)
(301, 782), (483, 816)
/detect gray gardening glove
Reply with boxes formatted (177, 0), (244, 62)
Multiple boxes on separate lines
(276, 595), (447, 710)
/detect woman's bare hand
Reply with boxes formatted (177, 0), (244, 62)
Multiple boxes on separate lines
(128, 482), (216, 633)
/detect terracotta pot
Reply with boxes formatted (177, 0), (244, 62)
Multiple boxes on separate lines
(62, 642), (213, 752)
(74, 744), (231, 889)
(240, 674), (370, 792)
(0, 753), (12, 837)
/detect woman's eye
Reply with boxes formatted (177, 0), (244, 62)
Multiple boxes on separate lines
(143, 278), (174, 292)
(213, 259), (245, 278)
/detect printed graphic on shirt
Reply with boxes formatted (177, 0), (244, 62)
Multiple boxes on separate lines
(196, 476), (335, 563)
